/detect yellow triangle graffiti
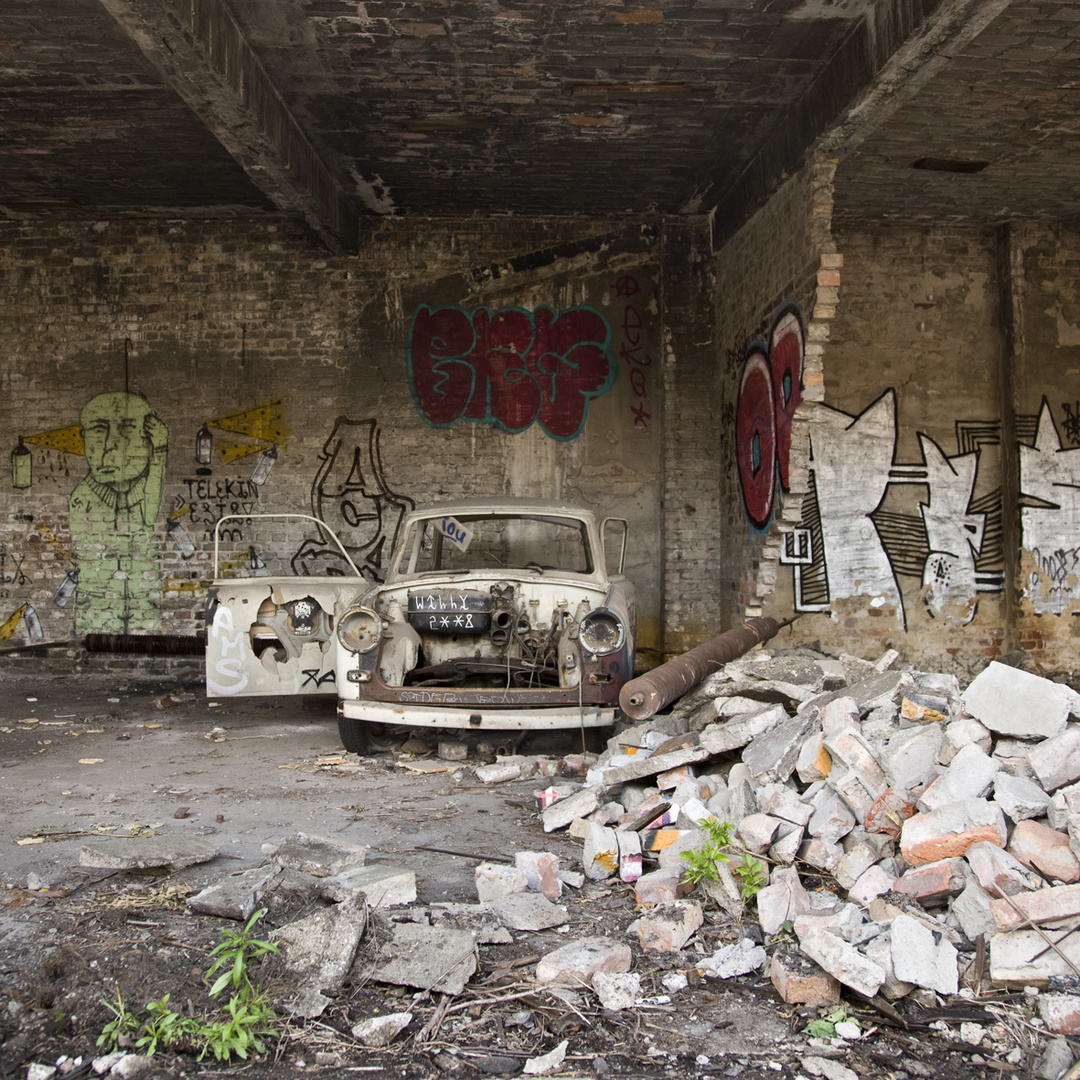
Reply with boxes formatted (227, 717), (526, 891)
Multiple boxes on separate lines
(217, 439), (268, 464)
(24, 425), (84, 456)
(209, 399), (288, 444)
(0, 604), (27, 642)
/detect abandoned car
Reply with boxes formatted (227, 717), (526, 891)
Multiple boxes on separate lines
(204, 500), (635, 752)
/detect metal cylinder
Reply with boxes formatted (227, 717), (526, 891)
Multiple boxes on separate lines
(618, 616), (786, 721)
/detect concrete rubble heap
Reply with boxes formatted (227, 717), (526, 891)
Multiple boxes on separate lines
(535, 652), (1080, 1029)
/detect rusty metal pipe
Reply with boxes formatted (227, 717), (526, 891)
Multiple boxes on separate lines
(619, 616), (790, 721)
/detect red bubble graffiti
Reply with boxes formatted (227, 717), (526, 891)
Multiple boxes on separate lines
(408, 305), (617, 441)
(736, 305), (804, 529)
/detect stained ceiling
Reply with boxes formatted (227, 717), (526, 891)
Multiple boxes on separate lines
(1, 1), (1078, 252)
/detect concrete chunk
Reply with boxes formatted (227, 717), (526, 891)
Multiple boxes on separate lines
(317, 864), (417, 908)
(1029, 726), (1080, 793)
(535, 936), (632, 987)
(370, 923), (478, 995)
(962, 661), (1075, 739)
(271, 897), (367, 1017)
(592, 971), (641, 1012)
(756, 866), (810, 936)
(542, 787), (600, 832)
(187, 864), (282, 920)
(742, 708), (817, 784)
(698, 937), (767, 979)
(475, 862), (528, 901)
(938, 717), (991, 766)
(917, 743), (999, 814)
(490, 892), (569, 931)
(847, 864), (896, 907)
(264, 833), (368, 878)
(351, 1012), (413, 1047)
(80, 834), (219, 872)
(698, 703), (788, 756)
(950, 877), (997, 943)
(795, 925), (885, 997)
(994, 772), (1051, 823)
(808, 788), (856, 844)
(990, 927), (1080, 987)
(824, 730), (888, 795)
(890, 913), (958, 995)
(881, 725), (943, 797)
(591, 744), (712, 790)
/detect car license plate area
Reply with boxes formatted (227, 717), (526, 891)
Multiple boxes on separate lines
(407, 589), (491, 634)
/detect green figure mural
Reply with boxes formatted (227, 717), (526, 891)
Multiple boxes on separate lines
(68, 391), (168, 634)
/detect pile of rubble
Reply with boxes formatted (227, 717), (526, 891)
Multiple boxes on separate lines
(531, 648), (1080, 1031)
(56, 647), (1080, 1078)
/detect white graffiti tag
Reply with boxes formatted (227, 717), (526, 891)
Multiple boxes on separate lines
(206, 603), (249, 696)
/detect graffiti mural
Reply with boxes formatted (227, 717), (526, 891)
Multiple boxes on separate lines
(1020, 398), (1080, 615)
(735, 305), (805, 528)
(68, 391), (168, 634)
(292, 417), (414, 580)
(199, 399), (289, 466)
(615, 276), (653, 429)
(174, 476), (260, 544)
(408, 304), (617, 440)
(779, 389), (1004, 629)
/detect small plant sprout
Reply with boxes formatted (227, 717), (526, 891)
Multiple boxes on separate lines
(206, 907), (280, 998)
(97, 984), (140, 1052)
(803, 1005), (862, 1040)
(95, 908), (280, 1064)
(679, 817), (767, 900)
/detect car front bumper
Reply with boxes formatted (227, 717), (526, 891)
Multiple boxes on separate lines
(339, 698), (615, 730)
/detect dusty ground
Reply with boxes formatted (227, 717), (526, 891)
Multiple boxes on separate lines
(0, 671), (1054, 1079)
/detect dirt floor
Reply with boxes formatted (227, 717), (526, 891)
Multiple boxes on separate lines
(0, 670), (1058, 1079)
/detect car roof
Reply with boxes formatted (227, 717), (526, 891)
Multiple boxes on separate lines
(405, 498), (598, 520)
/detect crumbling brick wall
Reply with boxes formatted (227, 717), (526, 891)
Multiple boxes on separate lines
(709, 162), (833, 644)
(0, 215), (670, 671)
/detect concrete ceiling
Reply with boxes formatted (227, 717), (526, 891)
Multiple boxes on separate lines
(1, 1), (1078, 252)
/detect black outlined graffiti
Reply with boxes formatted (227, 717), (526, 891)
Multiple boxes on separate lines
(292, 417), (414, 580)
(780, 390), (1004, 629)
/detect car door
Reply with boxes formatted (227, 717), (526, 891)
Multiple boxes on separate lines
(204, 515), (365, 698)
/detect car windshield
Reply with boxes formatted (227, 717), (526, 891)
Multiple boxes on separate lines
(396, 513), (595, 575)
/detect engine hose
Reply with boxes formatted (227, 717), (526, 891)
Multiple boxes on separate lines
(617, 616), (795, 721)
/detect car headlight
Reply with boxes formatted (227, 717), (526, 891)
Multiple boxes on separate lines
(579, 608), (625, 655)
(337, 606), (382, 654)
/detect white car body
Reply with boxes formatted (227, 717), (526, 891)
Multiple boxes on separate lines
(204, 500), (635, 752)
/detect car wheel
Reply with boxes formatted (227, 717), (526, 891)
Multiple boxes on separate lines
(338, 714), (371, 754)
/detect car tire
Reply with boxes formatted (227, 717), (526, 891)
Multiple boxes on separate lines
(338, 714), (370, 754)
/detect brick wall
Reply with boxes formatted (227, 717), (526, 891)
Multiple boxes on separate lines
(0, 215), (674, 673)
(710, 160), (833, 641)
(755, 217), (1080, 680)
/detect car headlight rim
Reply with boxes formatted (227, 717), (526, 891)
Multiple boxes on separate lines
(337, 605), (382, 654)
(579, 607), (626, 656)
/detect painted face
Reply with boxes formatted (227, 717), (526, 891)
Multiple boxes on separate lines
(80, 392), (152, 490)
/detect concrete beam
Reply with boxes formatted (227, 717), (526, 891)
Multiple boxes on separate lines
(98, 0), (359, 253)
(711, 0), (1009, 246)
